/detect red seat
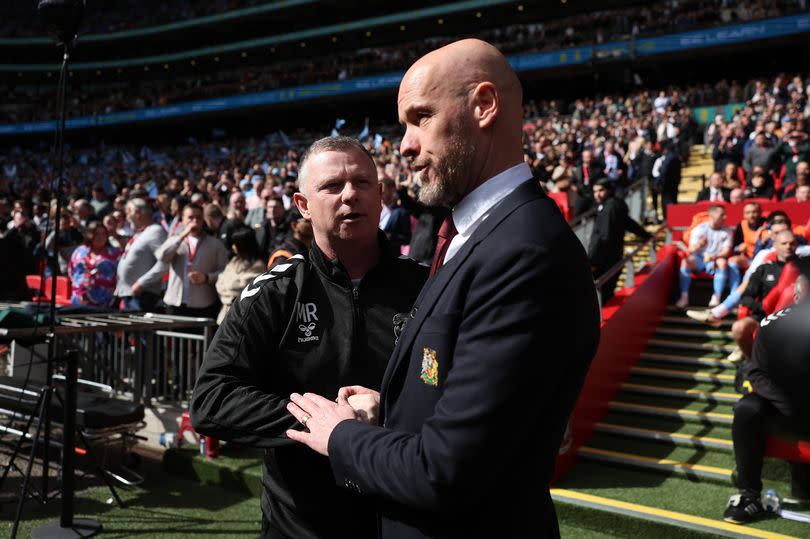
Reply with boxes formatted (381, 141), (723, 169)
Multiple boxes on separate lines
(27, 275), (72, 306)
(766, 436), (810, 464)
(26, 275), (42, 294)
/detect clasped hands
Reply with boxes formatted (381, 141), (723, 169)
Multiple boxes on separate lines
(286, 385), (379, 456)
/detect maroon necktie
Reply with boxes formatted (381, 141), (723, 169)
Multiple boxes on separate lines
(430, 215), (458, 276)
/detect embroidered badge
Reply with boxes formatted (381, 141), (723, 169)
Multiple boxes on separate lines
(420, 348), (439, 386)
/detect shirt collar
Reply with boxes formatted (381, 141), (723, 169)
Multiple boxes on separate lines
(451, 162), (532, 235)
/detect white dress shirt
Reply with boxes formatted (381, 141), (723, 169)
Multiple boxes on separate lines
(443, 162), (533, 264)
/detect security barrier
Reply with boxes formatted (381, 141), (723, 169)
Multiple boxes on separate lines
(2, 313), (216, 405)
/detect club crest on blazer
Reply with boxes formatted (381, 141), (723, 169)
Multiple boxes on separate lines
(420, 347), (439, 386)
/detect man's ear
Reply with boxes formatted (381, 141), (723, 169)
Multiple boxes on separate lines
(293, 192), (310, 220)
(473, 81), (499, 129)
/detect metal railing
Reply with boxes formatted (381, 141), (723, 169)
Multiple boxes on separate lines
(594, 226), (672, 307)
(1, 313), (216, 405)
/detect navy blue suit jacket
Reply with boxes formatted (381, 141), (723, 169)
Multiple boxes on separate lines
(328, 179), (601, 538)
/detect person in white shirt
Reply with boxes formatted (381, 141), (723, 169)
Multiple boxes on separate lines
(676, 205), (741, 309)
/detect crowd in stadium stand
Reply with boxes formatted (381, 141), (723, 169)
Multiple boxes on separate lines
(1, 66), (808, 309)
(2, 0), (806, 124)
(0, 0), (266, 37)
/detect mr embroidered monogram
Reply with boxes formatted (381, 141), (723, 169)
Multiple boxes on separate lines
(296, 302), (320, 343)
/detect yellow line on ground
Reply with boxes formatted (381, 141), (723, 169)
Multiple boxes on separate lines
(551, 488), (799, 539)
(595, 422), (734, 447)
(622, 383), (740, 401)
(610, 401), (734, 420)
(633, 366), (736, 381)
(579, 446), (733, 476)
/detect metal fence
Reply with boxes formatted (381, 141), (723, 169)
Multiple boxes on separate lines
(2, 313), (216, 405)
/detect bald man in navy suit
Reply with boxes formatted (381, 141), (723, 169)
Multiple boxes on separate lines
(287, 39), (601, 539)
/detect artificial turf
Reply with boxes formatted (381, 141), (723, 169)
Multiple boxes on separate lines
(0, 474), (262, 538)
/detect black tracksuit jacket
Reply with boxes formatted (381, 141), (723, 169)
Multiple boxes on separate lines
(190, 236), (427, 538)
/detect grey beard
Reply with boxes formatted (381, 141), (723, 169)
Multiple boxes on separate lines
(417, 134), (476, 207)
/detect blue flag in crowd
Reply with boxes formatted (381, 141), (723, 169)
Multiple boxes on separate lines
(357, 119), (369, 141)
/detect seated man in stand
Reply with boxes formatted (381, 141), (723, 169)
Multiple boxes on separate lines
(727, 230), (798, 363)
(676, 205), (740, 309)
(723, 257), (810, 524)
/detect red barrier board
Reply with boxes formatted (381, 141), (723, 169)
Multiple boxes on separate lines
(552, 245), (678, 482)
(668, 202), (810, 240)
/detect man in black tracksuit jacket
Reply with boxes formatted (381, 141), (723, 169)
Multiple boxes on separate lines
(587, 178), (651, 302)
(190, 138), (428, 538)
(724, 258), (810, 524)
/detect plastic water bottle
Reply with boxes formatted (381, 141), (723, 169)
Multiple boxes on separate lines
(159, 432), (176, 448)
(199, 436), (206, 457)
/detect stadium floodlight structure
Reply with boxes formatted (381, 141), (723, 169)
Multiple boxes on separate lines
(10, 1), (104, 538)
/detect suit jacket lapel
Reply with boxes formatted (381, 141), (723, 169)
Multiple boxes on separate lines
(379, 179), (546, 414)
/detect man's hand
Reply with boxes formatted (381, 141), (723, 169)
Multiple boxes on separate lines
(286, 392), (358, 456)
(188, 271), (206, 285)
(339, 386), (381, 425)
(131, 281), (143, 296)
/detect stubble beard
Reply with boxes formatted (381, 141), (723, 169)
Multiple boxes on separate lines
(417, 129), (476, 208)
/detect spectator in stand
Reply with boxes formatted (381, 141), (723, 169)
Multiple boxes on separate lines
(743, 132), (776, 180)
(782, 162), (809, 199)
(214, 228), (266, 324)
(89, 183), (112, 218)
(157, 203), (228, 319)
(571, 148), (603, 214)
(245, 187), (273, 229)
(696, 172), (731, 202)
(722, 162), (743, 190)
(167, 196), (190, 236)
(630, 137), (659, 222)
(256, 193), (290, 262)
(268, 218), (313, 268)
(658, 140), (682, 221)
(68, 221), (120, 308)
(777, 130), (810, 184)
(588, 178), (651, 303)
(44, 208), (83, 276)
(745, 171), (774, 200)
(205, 200), (248, 255)
(723, 257), (810, 525)
(103, 214), (123, 249)
(714, 126), (744, 172)
(6, 207), (41, 275)
(676, 205), (740, 309)
(395, 177), (447, 265)
(729, 230), (798, 363)
(281, 179), (297, 210)
(245, 176), (265, 210)
(731, 202), (765, 267)
(379, 177), (411, 252)
(729, 188), (745, 204)
(787, 183), (809, 202)
(115, 197), (168, 312)
(74, 199), (98, 228)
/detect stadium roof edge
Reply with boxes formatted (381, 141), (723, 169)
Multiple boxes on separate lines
(0, 0), (316, 46)
(2, 13), (808, 136)
(0, 0), (518, 61)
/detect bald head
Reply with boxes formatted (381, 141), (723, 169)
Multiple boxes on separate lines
(398, 39), (525, 206)
(405, 39), (522, 106)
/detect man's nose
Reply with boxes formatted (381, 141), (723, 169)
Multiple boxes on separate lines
(400, 128), (419, 159)
(341, 182), (359, 203)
